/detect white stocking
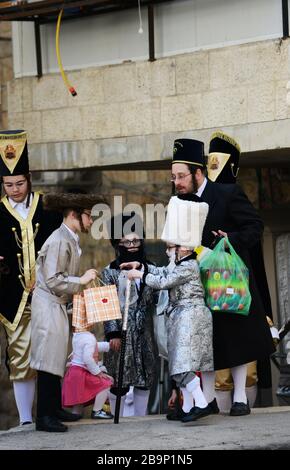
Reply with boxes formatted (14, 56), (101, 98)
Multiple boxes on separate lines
(72, 404), (84, 415)
(186, 376), (208, 409)
(180, 387), (194, 412)
(231, 364), (248, 404)
(246, 384), (257, 408)
(13, 379), (35, 424)
(93, 389), (109, 412)
(216, 390), (232, 413)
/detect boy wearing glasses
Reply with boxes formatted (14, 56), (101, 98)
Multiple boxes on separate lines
(102, 213), (158, 417)
(30, 193), (103, 432)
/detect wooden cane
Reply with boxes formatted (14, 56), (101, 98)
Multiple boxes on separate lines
(114, 278), (131, 424)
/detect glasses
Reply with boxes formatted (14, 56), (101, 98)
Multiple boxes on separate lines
(119, 239), (141, 247)
(82, 211), (93, 218)
(170, 173), (192, 182)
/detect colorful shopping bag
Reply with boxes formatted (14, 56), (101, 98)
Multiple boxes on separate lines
(83, 279), (122, 323)
(199, 238), (252, 315)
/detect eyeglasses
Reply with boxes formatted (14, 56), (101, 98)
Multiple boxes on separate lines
(170, 173), (192, 182)
(119, 239), (141, 247)
(82, 211), (93, 218)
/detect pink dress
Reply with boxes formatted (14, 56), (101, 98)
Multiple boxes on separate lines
(62, 332), (113, 407)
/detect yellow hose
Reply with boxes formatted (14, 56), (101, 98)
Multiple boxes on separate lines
(56, 9), (77, 96)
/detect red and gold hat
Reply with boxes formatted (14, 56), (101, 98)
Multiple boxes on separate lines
(0, 130), (29, 177)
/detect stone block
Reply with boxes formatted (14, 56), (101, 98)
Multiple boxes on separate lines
(247, 82), (276, 123)
(1, 57), (13, 83)
(8, 112), (24, 129)
(202, 87), (247, 128)
(120, 99), (160, 136)
(161, 94), (203, 132)
(0, 40), (12, 59)
(32, 75), (69, 110)
(67, 68), (104, 107)
(276, 80), (290, 120)
(1, 84), (8, 111)
(176, 52), (209, 94)
(7, 78), (32, 113)
(82, 103), (121, 139)
(150, 58), (176, 98)
(103, 63), (136, 103)
(42, 108), (83, 141)
(23, 111), (42, 143)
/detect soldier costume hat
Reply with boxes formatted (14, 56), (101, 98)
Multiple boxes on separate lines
(207, 131), (240, 183)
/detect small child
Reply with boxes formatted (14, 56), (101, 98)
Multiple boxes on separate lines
(62, 326), (113, 419)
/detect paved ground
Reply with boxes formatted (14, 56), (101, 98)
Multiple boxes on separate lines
(0, 406), (290, 451)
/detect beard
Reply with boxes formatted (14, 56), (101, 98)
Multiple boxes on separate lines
(116, 243), (146, 266)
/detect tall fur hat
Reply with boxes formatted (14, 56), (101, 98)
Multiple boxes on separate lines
(43, 193), (105, 212)
(161, 195), (209, 249)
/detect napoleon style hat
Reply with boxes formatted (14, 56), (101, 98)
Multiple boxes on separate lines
(0, 130), (29, 177)
(207, 131), (240, 183)
(172, 138), (206, 169)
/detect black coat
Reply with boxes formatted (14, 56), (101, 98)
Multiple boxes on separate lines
(0, 192), (62, 329)
(201, 180), (275, 370)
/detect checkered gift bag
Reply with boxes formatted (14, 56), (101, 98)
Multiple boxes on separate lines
(83, 281), (122, 323)
(72, 292), (92, 330)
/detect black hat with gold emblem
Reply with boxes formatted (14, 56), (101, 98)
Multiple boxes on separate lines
(207, 131), (240, 183)
(0, 130), (29, 177)
(172, 139), (205, 169)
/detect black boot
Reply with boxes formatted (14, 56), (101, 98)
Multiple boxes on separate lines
(55, 409), (82, 422)
(36, 416), (68, 432)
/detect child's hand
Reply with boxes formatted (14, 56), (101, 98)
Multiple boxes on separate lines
(110, 338), (121, 352)
(120, 262), (141, 270)
(168, 389), (178, 409)
(80, 269), (97, 285)
(126, 269), (143, 280)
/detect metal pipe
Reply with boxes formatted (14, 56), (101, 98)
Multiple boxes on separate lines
(148, 3), (155, 62)
(34, 20), (43, 78)
(282, 0), (289, 38)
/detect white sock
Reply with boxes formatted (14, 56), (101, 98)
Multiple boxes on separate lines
(246, 384), (257, 408)
(133, 389), (150, 416)
(186, 376), (208, 409)
(216, 390), (232, 413)
(180, 387), (194, 413)
(201, 371), (216, 403)
(109, 391), (125, 417)
(13, 379), (35, 424)
(72, 404), (84, 415)
(231, 364), (248, 404)
(93, 389), (109, 412)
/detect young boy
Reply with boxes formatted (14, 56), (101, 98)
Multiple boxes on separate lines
(30, 193), (103, 432)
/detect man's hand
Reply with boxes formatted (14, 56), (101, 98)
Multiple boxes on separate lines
(80, 269), (98, 285)
(212, 230), (228, 238)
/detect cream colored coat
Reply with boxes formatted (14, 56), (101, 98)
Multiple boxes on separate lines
(30, 224), (82, 377)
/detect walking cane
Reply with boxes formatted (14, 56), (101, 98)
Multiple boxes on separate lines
(114, 278), (131, 424)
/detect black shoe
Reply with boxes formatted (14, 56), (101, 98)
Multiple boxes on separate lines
(181, 405), (212, 423)
(21, 421), (33, 426)
(208, 398), (220, 414)
(36, 416), (68, 432)
(91, 410), (113, 419)
(229, 401), (251, 416)
(166, 408), (187, 421)
(55, 409), (82, 422)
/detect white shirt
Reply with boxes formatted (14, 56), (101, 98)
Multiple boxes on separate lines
(62, 223), (82, 256)
(71, 331), (110, 375)
(9, 194), (33, 220)
(196, 177), (208, 198)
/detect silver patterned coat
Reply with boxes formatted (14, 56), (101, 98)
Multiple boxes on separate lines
(102, 264), (158, 389)
(145, 255), (214, 377)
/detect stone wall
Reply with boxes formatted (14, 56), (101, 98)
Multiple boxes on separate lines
(6, 38), (290, 171)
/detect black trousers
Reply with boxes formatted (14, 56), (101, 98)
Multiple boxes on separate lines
(37, 370), (62, 418)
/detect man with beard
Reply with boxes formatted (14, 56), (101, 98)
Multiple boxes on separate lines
(102, 213), (158, 417)
(170, 138), (275, 416)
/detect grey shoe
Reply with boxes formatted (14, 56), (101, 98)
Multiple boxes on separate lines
(91, 410), (113, 419)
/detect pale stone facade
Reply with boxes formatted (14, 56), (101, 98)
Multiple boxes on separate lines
(6, 38), (290, 170)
